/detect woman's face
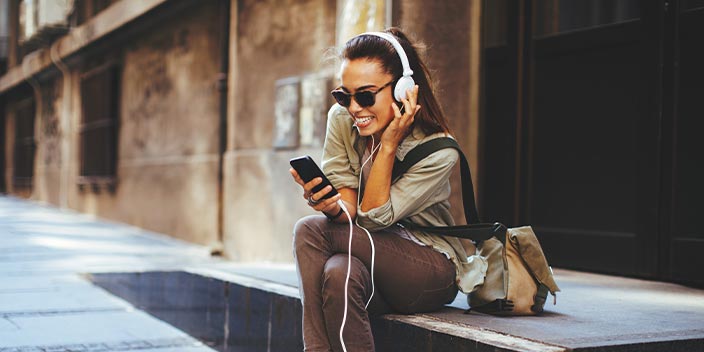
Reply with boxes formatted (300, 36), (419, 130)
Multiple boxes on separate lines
(338, 58), (396, 139)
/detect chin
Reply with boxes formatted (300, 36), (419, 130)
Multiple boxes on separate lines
(357, 126), (382, 138)
(354, 122), (378, 137)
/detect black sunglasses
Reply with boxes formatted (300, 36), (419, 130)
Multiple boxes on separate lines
(331, 80), (395, 108)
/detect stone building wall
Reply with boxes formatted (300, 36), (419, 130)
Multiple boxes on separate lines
(3, 89), (34, 199)
(395, 0), (480, 224)
(1, 0), (482, 263)
(223, 0), (337, 261)
(91, 1), (222, 246)
(33, 77), (63, 206)
(2, 102), (16, 195)
(222, 0), (481, 261)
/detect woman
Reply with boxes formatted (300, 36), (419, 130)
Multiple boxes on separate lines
(290, 28), (486, 351)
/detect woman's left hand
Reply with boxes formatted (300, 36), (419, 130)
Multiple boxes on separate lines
(382, 85), (421, 148)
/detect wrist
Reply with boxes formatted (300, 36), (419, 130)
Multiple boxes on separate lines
(323, 205), (344, 221)
(379, 144), (397, 157)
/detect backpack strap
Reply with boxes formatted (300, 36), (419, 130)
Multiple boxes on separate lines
(391, 137), (479, 225)
(391, 137), (505, 243)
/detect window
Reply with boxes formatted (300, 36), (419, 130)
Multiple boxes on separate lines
(683, 0), (704, 10)
(79, 63), (120, 187)
(13, 98), (35, 187)
(71, 0), (118, 26)
(533, 0), (641, 38)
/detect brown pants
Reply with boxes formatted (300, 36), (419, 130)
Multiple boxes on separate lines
(293, 215), (458, 352)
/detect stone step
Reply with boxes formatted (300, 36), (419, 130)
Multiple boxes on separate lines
(88, 267), (704, 352)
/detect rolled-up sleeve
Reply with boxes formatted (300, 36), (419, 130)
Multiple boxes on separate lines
(356, 147), (459, 231)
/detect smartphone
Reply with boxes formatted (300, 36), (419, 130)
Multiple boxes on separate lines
(289, 156), (339, 200)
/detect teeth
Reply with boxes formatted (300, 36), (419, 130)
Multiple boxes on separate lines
(355, 117), (373, 125)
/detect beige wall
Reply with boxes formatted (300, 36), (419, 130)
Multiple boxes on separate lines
(395, 0), (482, 224)
(3, 102), (16, 195)
(33, 77), (63, 205)
(92, 1), (221, 246)
(3, 95), (33, 199)
(223, 0), (337, 261)
(17, 1), (224, 247)
(223, 0), (482, 261)
(2, 0), (483, 264)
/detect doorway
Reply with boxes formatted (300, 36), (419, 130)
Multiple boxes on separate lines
(480, 0), (703, 286)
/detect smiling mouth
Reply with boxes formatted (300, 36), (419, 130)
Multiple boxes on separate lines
(354, 116), (374, 127)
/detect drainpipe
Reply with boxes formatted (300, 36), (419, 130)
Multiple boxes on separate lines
(50, 43), (70, 209)
(214, 0), (231, 256)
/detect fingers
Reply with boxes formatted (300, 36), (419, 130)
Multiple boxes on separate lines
(299, 177), (322, 198)
(318, 193), (342, 213)
(297, 176), (340, 209)
(289, 168), (304, 186)
(310, 184), (334, 203)
(387, 86), (421, 145)
(392, 102), (402, 118)
(408, 84), (418, 107)
(308, 187), (341, 212)
(397, 85), (420, 121)
(290, 169), (322, 199)
(290, 168), (341, 212)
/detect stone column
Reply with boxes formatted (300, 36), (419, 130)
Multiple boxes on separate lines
(336, 0), (388, 45)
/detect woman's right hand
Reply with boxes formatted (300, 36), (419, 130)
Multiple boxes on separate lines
(382, 85), (421, 148)
(289, 168), (342, 214)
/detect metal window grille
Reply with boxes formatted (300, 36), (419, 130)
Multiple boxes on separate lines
(79, 64), (119, 182)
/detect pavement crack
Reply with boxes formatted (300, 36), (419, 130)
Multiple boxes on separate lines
(0, 307), (128, 318)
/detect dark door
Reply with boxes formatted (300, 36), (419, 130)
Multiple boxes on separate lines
(662, 1), (704, 284)
(481, 0), (703, 286)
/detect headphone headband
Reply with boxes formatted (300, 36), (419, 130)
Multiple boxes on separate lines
(359, 32), (414, 77)
(352, 31), (416, 102)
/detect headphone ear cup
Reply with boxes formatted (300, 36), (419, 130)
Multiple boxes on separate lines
(394, 75), (416, 102)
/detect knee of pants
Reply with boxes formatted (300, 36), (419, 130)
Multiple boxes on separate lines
(322, 254), (369, 300)
(292, 215), (327, 254)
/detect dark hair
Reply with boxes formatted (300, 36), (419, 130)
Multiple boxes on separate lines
(341, 27), (450, 135)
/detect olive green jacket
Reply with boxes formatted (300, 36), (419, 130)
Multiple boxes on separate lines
(321, 104), (487, 293)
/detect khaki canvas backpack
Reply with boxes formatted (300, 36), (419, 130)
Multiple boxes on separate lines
(392, 137), (560, 315)
(468, 225), (560, 315)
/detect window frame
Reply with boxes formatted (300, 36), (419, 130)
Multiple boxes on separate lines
(77, 60), (121, 190)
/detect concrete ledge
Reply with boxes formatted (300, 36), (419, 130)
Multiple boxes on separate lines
(88, 271), (303, 352)
(371, 314), (565, 352)
(88, 267), (704, 352)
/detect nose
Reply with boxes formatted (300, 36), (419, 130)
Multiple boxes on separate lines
(348, 97), (364, 114)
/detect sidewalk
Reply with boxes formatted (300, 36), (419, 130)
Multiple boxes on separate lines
(0, 196), (220, 351)
(1, 196), (704, 351)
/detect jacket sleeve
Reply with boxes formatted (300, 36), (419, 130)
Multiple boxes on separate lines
(321, 105), (359, 190)
(356, 147), (459, 231)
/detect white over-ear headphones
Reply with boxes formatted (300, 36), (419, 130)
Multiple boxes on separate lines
(358, 32), (416, 102)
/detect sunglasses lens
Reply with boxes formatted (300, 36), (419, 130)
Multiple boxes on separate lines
(355, 92), (375, 108)
(331, 91), (351, 107)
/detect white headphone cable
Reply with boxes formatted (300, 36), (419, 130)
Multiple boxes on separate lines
(339, 136), (381, 352)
